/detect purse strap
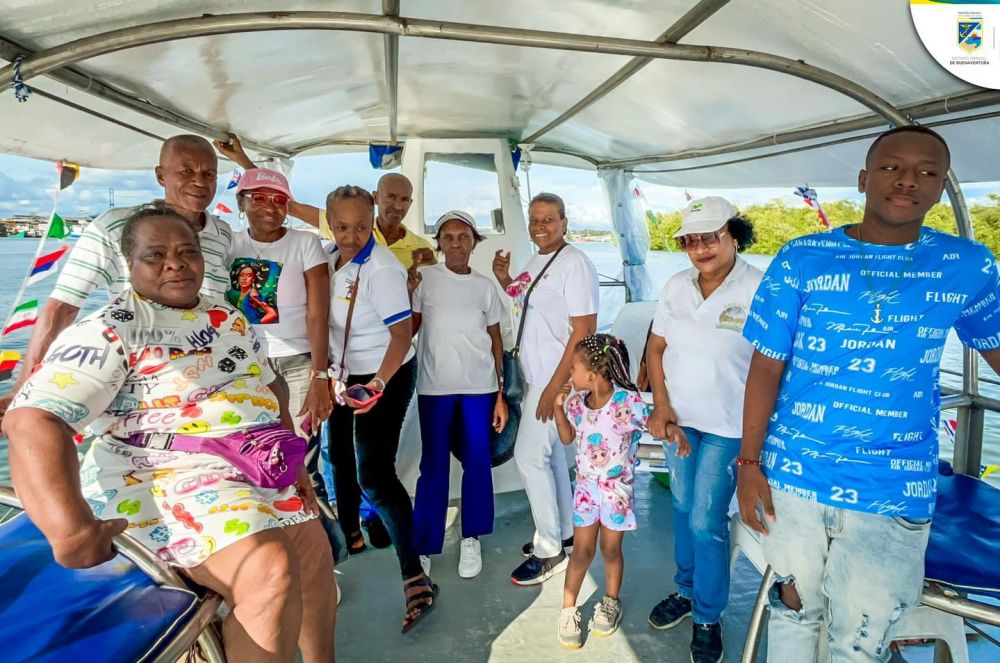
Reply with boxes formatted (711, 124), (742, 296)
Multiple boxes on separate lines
(338, 267), (361, 379)
(512, 242), (568, 356)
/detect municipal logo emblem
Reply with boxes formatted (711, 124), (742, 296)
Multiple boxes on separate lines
(958, 18), (983, 54)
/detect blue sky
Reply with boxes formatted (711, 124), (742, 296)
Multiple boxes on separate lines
(1, 151), (997, 229)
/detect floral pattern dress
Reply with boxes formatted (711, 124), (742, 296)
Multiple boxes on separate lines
(565, 388), (649, 531)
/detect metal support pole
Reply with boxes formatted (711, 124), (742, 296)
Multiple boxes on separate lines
(382, 0), (400, 144)
(741, 565), (775, 662)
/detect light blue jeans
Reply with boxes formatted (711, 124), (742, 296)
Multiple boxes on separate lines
(667, 426), (740, 624)
(762, 489), (931, 662)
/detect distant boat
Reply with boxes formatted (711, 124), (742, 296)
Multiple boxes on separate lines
(5, 231), (26, 239)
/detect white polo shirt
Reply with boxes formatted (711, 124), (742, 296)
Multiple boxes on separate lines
(327, 236), (415, 376)
(651, 256), (764, 438)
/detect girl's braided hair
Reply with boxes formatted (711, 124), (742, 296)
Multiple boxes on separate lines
(575, 333), (637, 392)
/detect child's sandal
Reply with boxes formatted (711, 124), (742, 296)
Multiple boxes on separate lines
(401, 574), (439, 634)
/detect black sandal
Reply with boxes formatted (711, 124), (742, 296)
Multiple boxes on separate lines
(401, 574), (439, 634)
(346, 529), (367, 555)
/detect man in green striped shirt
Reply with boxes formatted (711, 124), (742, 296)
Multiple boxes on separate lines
(0, 135), (232, 418)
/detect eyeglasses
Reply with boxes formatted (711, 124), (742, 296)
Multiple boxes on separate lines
(676, 229), (727, 250)
(242, 191), (290, 206)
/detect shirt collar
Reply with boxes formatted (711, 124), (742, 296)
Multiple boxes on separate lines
(331, 233), (377, 266)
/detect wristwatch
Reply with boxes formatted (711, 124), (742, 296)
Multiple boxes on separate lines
(311, 369), (330, 380)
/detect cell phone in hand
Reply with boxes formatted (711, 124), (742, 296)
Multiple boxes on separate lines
(345, 384), (383, 408)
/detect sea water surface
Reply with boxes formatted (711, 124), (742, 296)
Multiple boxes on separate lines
(0, 239), (996, 483)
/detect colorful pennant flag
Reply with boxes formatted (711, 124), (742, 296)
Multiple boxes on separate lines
(227, 170), (242, 190)
(0, 350), (21, 382)
(56, 161), (80, 191)
(3, 300), (39, 335)
(632, 185), (657, 226)
(47, 212), (71, 239)
(26, 245), (69, 286)
(213, 202), (233, 215)
(794, 185), (830, 228)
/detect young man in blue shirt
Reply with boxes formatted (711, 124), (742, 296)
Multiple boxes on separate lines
(739, 125), (1000, 662)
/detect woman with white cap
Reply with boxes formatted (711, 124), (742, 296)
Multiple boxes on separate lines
(409, 210), (508, 579)
(645, 197), (762, 663)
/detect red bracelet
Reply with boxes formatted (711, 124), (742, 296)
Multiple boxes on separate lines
(735, 457), (762, 467)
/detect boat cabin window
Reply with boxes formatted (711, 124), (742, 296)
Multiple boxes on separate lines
(423, 153), (504, 234)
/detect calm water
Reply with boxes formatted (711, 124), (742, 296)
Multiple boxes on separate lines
(0, 239), (996, 483)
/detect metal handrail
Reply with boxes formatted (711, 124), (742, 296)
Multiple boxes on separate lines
(921, 583), (1000, 628)
(0, 486), (226, 662)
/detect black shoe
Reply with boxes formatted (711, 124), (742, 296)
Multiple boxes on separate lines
(690, 622), (723, 663)
(362, 517), (392, 549)
(648, 592), (692, 630)
(510, 551), (569, 586)
(521, 536), (574, 557)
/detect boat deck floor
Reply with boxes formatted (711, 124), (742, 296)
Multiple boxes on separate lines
(332, 475), (994, 662)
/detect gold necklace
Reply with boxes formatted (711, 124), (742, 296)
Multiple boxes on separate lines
(854, 224), (917, 324)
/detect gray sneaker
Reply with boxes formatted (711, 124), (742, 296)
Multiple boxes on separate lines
(591, 595), (622, 637)
(558, 607), (583, 649)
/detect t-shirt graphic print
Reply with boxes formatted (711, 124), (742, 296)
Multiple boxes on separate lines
(226, 258), (283, 325)
(743, 227), (1000, 518)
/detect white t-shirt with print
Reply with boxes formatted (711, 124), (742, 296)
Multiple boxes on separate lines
(9, 290), (279, 439)
(327, 238), (415, 376)
(651, 256), (763, 438)
(509, 244), (599, 387)
(227, 228), (327, 358)
(412, 263), (503, 395)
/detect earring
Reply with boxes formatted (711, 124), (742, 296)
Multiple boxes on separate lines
(239, 211), (246, 221)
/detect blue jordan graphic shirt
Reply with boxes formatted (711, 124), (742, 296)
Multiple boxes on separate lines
(743, 226), (1000, 518)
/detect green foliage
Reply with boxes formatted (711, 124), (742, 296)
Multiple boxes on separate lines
(647, 196), (1000, 257)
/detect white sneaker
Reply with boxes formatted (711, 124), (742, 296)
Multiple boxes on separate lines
(458, 537), (482, 578)
(558, 607), (583, 649)
(419, 555), (432, 576)
(591, 595), (622, 637)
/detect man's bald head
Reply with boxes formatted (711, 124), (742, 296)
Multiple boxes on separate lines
(374, 173), (413, 228)
(155, 135), (218, 217)
(159, 134), (216, 166)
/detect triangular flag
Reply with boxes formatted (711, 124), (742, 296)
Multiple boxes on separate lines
(26, 245), (69, 286)
(56, 161), (81, 190)
(0, 350), (21, 382)
(227, 171), (241, 190)
(3, 300), (39, 335)
(47, 212), (70, 240)
(213, 202), (233, 215)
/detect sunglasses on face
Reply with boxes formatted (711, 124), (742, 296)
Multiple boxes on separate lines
(242, 191), (290, 206)
(676, 229), (728, 250)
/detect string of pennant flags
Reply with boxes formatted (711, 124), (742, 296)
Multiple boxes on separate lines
(0, 161), (80, 381)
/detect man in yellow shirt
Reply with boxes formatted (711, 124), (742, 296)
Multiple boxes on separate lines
(215, 135), (434, 269)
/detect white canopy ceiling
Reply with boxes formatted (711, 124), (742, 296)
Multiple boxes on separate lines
(0, 0), (997, 186)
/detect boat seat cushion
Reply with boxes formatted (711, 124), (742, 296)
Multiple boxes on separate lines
(0, 511), (198, 663)
(926, 467), (1000, 599)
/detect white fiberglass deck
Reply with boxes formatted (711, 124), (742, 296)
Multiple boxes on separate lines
(331, 476), (995, 662)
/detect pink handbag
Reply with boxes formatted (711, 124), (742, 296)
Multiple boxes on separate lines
(127, 423), (306, 489)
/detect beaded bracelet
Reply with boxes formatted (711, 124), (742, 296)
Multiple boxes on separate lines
(735, 457), (762, 467)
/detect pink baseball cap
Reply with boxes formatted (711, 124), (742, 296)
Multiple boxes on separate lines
(236, 168), (293, 199)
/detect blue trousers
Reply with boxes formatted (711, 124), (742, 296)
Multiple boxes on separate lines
(668, 426), (740, 624)
(413, 393), (496, 555)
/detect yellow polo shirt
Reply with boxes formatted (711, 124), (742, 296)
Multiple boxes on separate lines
(319, 211), (435, 269)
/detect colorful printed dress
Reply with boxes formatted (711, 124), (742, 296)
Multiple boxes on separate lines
(9, 290), (313, 567)
(565, 388), (649, 531)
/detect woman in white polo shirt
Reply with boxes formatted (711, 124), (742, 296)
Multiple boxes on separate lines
(410, 210), (508, 580)
(324, 185), (436, 634)
(492, 192), (599, 586)
(645, 197), (762, 663)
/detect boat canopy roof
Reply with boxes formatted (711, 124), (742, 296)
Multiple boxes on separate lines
(1, 0), (999, 186)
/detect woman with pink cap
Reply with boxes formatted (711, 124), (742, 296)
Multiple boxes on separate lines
(227, 168), (336, 534)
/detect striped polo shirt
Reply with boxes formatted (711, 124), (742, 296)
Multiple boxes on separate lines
(52, 205), (233, 308)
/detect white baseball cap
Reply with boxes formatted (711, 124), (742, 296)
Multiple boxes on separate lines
(434, 210), (477, 234)
(672, 196), (737, 238)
